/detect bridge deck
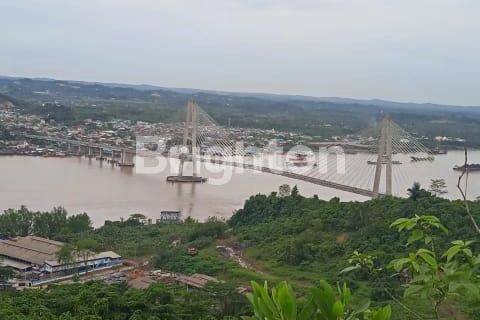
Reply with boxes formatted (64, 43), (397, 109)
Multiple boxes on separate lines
(203, 159), (376, 198)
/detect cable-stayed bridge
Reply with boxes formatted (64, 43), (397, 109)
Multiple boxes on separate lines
(24, 101), (437, 198)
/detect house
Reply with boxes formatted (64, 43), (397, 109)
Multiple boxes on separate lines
(157, 210), (182, 223)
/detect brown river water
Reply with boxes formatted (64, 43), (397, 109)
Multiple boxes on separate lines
(0, 151), (479, 226)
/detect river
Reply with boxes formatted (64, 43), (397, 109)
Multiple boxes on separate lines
(0, 151), (479, 226)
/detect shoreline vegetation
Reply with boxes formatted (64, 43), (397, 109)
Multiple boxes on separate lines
(0, 185), (479, 319)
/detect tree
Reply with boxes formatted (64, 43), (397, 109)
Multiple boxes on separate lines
(75, 238), (97, 275)
(456, 147), (480, 234)
(390, 215), (448, 251)
(278, 184), (292, 197)
(0, 257), (13, 283)
(407, 182), (430, 201)
(57, 244), (75, 275)
(66, 213), (92, 233)
(340, 251), (380, 279)
(0, 206), (33, 236)
(33, 206), (68, 238)
(129, 213), (147, 225)
(390, 219), (480, 320)
(291, 185), (300, 197)
(429, 179), (448, 196)
(205, 281), (247, 317)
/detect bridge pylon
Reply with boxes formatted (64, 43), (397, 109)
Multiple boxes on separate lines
(372, 116), (393, 197)
(168, 101), (206, 183)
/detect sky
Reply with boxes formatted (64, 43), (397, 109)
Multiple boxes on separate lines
(1, 0), (480, 106)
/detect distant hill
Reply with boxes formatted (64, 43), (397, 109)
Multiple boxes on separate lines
(1, 74), (479, 112)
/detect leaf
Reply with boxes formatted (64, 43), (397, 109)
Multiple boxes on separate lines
(389, 258), (411, 272)
(339, 265), (361, 274)
(372, 305), (392, 320)
(403, 284), (424, 297)
(443, 245), (462, 262)
(298, 298), (316, 320)
(407, 229), (424, 245)
(390, 218), (409, 228)
(424, 235), (432, 245)
(332, 300), (344, 317)
(463, 248), (473, 258)
(277, 282), (297, 319)
(351, 300), (371, 316)
(417, 251), (437, 269)
(310, 280), (337, 318)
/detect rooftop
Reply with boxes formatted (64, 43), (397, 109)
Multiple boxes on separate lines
(0, 236), (121, 268)
(0, 236), (64, 265)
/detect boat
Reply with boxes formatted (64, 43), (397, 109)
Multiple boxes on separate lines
(367, 160), (402, 165)
(410, 156), (434, 162)
(166, 176), (208, 183)
(453, 164), (480, 172)
(287, 153), (311, 167)
(432, 148), (447, 155)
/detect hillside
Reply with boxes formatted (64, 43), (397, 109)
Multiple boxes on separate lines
(0, 189), (480, 319)
(1, 76), (480, 146)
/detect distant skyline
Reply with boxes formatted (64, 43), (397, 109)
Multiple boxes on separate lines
(1, 0), (480, 106)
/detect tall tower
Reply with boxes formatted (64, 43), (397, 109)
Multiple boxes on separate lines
(372, 116), (393, 196)
(178, 101), (198, 177)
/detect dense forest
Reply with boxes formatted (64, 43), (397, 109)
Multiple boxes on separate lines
(1, 77), (480, 146)
(0, 185), (479, 319)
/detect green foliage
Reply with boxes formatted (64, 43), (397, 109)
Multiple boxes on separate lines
(0, 206), (92, 238)
(230, 190), (480, 318)
(390, 215), (447, 248)
(407, 182), (431, 201)
(340, 251), (380, 280)
(390, 216), (480, 319)
(0, 266), (14, 283)
(429, 179), (448, 196)
(0, 281), (247, 319)
(243, 280), (391, 320)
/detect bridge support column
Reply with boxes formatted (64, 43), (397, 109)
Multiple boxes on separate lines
(119, 149), (134, 167)
(169, 101), (205, 183)
(372, 116), (392, 197)
(191, 101), (198, 177)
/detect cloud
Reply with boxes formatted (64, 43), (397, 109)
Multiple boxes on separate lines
(1, 0), (479, 105)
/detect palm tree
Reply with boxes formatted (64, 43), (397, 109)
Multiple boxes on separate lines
(407, 182), (422, 201)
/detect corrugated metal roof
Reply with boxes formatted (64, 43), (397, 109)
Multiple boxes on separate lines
(0, 257), (31, 270)
(0, 236), (62, 265)
(0, 236), (122, 269)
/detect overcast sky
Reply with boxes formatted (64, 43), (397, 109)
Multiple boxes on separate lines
(1, 0), (479, 105)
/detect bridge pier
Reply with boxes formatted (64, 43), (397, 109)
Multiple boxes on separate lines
(74, 145), (82, 156)
(118, 149), (134, 167)
(87, 146), (94, 158)
(96, 148), (106, 161)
